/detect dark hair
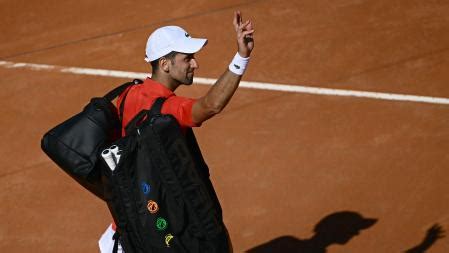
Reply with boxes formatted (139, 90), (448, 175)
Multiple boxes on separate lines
(150, 51), (179, 72)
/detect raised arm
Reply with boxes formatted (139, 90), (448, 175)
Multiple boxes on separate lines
(192, 11), (255, 124)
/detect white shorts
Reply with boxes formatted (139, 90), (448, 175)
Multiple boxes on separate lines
(98, 224), (124, 253)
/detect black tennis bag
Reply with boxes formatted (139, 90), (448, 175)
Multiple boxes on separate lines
(40, 79), (142, 200)
(102, 98), (230, 253)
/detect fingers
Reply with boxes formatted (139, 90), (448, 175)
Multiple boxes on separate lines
(244, 20), (254, 35)
(428, 224), (445, 239)
(245, 19), (254, 30)
(242, 29), (255, 38)
(240, 20), (250, 29)
(241, 20), (254, 38)
(233, 10), (255, 57)
(233, 11), (240, 28)
(234, 10), (242, 24)
(237, 20), (254, 35)
(234, 11), (252, 28)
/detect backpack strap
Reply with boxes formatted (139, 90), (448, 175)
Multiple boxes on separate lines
(149, 97), (166, 116)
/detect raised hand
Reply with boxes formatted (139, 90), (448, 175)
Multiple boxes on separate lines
(405, 223), (445, 253)
(233, 10), (255, 58)
(425, 224), (445, 243)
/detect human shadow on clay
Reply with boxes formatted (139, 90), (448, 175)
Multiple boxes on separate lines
(404, 223), (445, 253)
(245, 211), (377, 253)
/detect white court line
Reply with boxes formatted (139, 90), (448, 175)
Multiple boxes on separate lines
(1, 60), (448, 105)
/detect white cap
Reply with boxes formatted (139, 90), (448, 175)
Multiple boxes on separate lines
(144, 26), (207, 62)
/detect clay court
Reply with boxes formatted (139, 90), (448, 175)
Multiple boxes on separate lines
(1, 0), (448, 252)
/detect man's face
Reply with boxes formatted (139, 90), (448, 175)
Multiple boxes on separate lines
(168, 53), (198, 85)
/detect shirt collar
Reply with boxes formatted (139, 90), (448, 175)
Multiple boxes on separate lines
(143, 77), (175, 97)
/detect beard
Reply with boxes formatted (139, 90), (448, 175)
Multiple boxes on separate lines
(171, 68), (194, 85)
(183, 72), (194, 85)
(172, 74), (193, 85)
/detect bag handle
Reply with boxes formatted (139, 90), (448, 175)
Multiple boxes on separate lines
(124, 97), (167, 135)
(104, 79), (143, 102)
(104, 79), (144, 123)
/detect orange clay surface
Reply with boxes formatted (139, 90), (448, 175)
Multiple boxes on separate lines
(1, 0), (448, 252)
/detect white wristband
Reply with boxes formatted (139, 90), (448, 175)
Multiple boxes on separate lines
(228, 52), (250, 75)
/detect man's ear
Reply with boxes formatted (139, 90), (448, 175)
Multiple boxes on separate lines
(160, 57), (170, 72)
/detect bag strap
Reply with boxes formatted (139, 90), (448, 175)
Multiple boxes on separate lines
(112, 232), (120, 253)
(124, 97), (167, 135)
(118, 86), (134, 123)
(104, 79), (144, 123)
(104, 79), (143, 102)
(149, 97), (166, 116)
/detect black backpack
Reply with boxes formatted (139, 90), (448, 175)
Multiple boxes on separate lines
(101, 97), (229, 253)
(41, 79), (230, 252)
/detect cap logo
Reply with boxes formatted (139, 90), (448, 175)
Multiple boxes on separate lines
(185, 32), (190, 37)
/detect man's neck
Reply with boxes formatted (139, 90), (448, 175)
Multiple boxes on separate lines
(151, 73), (180, 92)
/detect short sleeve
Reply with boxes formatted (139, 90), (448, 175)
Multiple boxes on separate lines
(161, 96), (200, 128)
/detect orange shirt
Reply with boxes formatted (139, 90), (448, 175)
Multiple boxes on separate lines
(117, 78), (199, 135)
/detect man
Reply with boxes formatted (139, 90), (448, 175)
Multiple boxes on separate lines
(99, 10), (254, 252)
